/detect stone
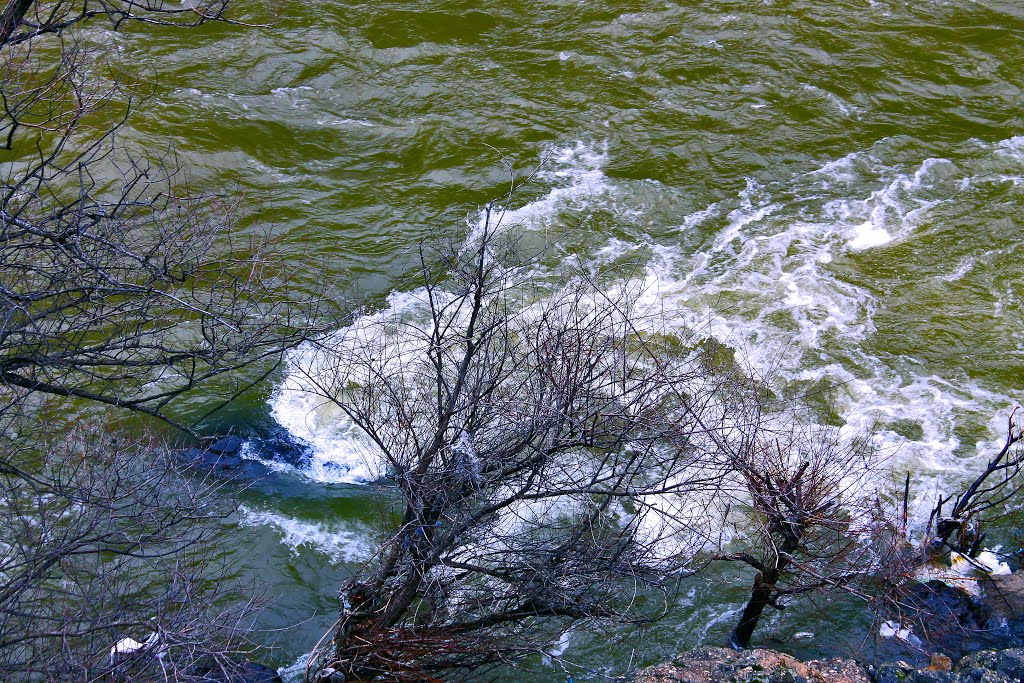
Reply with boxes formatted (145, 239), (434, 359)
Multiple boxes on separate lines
(985, 573), (1024, 619)
(907, 580), (992, 631)
(633, 645), (1024, 683)
(899, 579), (995, 658)
(177, 447), (239, 468)
(957, 649), (1024, 681)
(191, 660), (282, 683)
(928, 654), (953, 671)
(178, 439), (266, 475)
(633, 646), (869, 683)
(209, 435), (246, 454)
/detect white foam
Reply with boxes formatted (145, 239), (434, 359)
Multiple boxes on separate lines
(271, 85), (313, 96)
(316, 117), (376, 127)
(271, 289), (436, 484)
(269, 136), (1023, 543)
(269, 372), (381, 484)
(847, 220), (891, 250)
(238, 505), (372, 563)
(272, 143), (617, 483)
(605, 143), (1022, 529)
(802, 83), (858, 118)
(277, 652), (309, 683)
(995, 135), (1024, 162)
(710, 179), (777, 254)
(237, 442), (295, 475)
(818, 150), (862, 180)
(479, 141), (614, 237)
(680, 202), (721, 230)
(939, 256), (975, 282)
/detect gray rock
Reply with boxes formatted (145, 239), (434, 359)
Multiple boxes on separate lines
(957, 649), (1024, 681)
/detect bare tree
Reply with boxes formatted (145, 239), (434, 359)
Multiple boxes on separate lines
(869, 409), (1024, 650)
(0, 1), (322, 679)
(1, 0), (234, 47)
(0, 411), (268, 681)
(284, 211), (749, 681)
(1, 0), (320, 435)
(709, 402), (1024, 651)
(924, 408), (1024, 559)
(708, 411), (882, 649)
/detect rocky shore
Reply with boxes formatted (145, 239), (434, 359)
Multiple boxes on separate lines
(634, 646), (1024, 683)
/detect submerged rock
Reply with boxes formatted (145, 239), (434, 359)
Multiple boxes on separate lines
(900, 579), (996, 656)
(178, 435), (271, 479)
(190, 660), (283, 683)
(209, 435), (246, 455)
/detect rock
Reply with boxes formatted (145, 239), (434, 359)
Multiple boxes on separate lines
(805, 655), (871, 683)
(635, 647), (1024, 683)
(632, 646), (870, 683)
(870, 661), (917, 683)
(209, 435), (246, 455)
(178, 435), (270, 477)
(207, 453), (244, 469)
(928, 654), (953, 672)
(903, 579), (993, 650)
(957, 649), (1024, 681)
(191, 660), (283, 683)
(237, 458), (271, 478)
(871, 664), (957, 683)
(985, 573), (1024, 618)
(913, 580), (992, 629)
(178, 447), (205, 463)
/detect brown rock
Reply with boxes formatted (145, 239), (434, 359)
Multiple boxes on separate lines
(926, 653), (952, 671)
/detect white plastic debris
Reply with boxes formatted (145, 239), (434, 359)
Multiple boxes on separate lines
(109, 631), (163, 665)
(918, 549), (1012, 595)
(879, 620), (923, 648)
(110, 636), (146, 662)
(976, 550), (1012, 576)
(793, 631), (814, 640)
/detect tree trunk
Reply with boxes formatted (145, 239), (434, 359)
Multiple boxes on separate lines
(730, 568), (780, 649)
(730, 531), (801, 649)
(332, 503), (442, 678)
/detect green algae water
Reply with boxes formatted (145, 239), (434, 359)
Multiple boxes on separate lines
(105, 0), (1024, 677)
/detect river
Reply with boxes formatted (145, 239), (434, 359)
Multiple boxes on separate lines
(109, 0), (1024, 678)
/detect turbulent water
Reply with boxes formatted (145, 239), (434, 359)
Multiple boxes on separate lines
(105, 0), (1024, 677)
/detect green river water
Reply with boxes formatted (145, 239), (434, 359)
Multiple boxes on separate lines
(99, 0), (1024, 678)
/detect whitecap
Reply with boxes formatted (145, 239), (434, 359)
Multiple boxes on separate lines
(846, 220), (891, 250)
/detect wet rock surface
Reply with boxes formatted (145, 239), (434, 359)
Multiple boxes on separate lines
(190, 660), (283, 683)
(907, 580), (993, 633)
(178, 435), (271, 478)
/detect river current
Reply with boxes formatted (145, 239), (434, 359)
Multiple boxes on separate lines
(107, 0), (1024, 678)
